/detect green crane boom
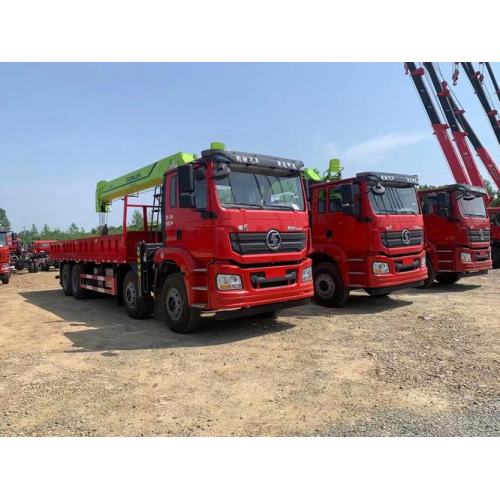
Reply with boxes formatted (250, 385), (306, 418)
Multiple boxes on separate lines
(95, 152), (196, 212)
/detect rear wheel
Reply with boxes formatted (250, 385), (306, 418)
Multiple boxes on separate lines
(71, 264), (90, 299)
(161, 273), (201, 333)
(61, 263), (73, 296)
(435, 272), (461, 284)
(313, 262), (350, 307)
(123, 270), (153, 319)
(417, 258), (435, 288)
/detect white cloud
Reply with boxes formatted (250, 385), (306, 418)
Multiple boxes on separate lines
(326, 132), (428, 166)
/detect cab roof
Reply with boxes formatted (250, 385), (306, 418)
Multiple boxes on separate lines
(201, 148), (304, 171)
(420, 183), (488, 196)
(310, 171), (419, 190)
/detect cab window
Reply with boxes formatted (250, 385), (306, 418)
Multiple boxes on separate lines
(318, 190), (326, 213)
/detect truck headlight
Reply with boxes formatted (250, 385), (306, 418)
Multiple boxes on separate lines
(216, 274), (243, 290)
(372, 262), (390, 274)
(302, 266), (312, 282)
(460, 252), (472, 263)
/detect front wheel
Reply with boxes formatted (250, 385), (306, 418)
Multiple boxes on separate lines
(313, 262), (350, 307)
(417, 258), (436, 289)
(1, 277), (9, 285)
(123, 270), (153, 319)
(161, 273), (201, 333)
(435, 272), (460, 285)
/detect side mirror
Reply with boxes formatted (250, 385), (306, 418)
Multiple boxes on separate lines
(340, 184), (355, 214)
(179, 193), (195, 208)
(178, 164), (194, 193)
(212, 163), (231, 180)
(436, 192), (450, 218)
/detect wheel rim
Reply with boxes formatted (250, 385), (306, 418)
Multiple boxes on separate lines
(315, 273), (336, 299)
(166, 287), (182, 321)
(125, 281), (137, 308)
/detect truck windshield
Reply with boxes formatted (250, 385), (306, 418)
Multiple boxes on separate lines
(368, 185), (420, 215)
(215, 169), (305, 211)
(457, 194), (486, 218)
(0, 233), (6, 246)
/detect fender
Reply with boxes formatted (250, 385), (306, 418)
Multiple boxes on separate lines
(153, 246), (199, 304)
(424, 240), (439, 270)
(310, 243), (349, 285)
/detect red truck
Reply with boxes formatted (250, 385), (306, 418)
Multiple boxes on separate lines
(31, 240), (58, 271)
(50, 145), (314, 333)
(419, 184), (492, 286)
(490, 207), (500, 268)
(0, 227), (11, 284)
(308, 171), (427, 306)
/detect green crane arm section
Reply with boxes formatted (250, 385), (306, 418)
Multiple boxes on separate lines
(95, 152), (196, 212)
(303, 158), (343, 182)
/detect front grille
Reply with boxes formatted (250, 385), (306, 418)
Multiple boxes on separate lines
(468, 228), (490, 243)
(476, 253), (490, 262)
(381, 230), (423, 248)
(250, 270), (297, 288)
(230, 232), (306, 255)
(394, 258), (421, 272)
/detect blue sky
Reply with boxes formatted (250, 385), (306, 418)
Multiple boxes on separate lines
(1, 62), (499, 231)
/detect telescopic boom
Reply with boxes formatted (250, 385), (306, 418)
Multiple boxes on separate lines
(95, 152), (195, 212)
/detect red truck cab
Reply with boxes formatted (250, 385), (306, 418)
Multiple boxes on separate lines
(51, 146), (314, 333)
(309, 172), (427, 306)
(419, 184), (492, 286)
(0, 228), (11, 284)
(489, 207), (500, 268)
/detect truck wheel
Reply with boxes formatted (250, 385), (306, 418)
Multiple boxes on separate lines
(71, 264), (90, 299)
(313, 262), (350, 307)
(61, 263), (73, 296)
(161, 273), (201, 333)
(417, 259), (436, 288)
(123, 270), (153, 319)
(28, 264), (34, 273)
(435, 273), (461, 285)
(1, 277), (9, 285)
(43, 261), (50, 271)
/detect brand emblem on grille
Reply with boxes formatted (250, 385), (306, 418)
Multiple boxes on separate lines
(266, 229), (282, 250)
(479, 229), (484, 241)
(401, 229), (411, 245)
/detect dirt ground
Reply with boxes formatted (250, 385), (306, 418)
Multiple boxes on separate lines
(0, 269), (498, 436)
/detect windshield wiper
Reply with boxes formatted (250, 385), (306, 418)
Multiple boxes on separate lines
(224, 202), (263, 209)
(262, 204), (296, 211)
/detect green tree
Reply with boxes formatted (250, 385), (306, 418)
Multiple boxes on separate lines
(130, 209), (144, 229)
(0, 208), (11, 231)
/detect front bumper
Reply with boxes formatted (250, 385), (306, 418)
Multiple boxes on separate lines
(451, 246), (492, 273)
(203, 258), (314, 311)
(348, 250), (427, 289)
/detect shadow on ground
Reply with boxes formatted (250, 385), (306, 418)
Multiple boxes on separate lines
(20, 289), (294, 352)
(404, 283), (481, 295)
(281, 293), (413, 319)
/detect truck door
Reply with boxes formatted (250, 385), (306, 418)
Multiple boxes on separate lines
(167, 166), (214, 262)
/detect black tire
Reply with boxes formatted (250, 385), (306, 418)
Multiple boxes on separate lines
(123, 270), (153, 319)
(313, 262), (350, 307)
(1, 277), (9, 285)
(43, 261), (50, 272)
(492, 247), (500, 269)
(161, 273), (201, 333)
(364, 289), (390, 297)
(417, 258), (436, 289)
(71, 264), (90, 299)
(435, 272), (461, 285)
(28, 263), (35, 273)
(61, 263), (73, 296)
